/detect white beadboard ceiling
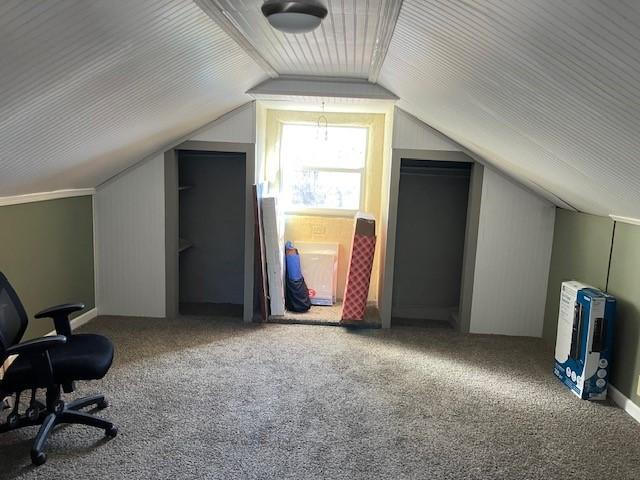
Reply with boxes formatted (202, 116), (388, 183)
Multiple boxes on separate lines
(200, 0), (402, 79)
(0, 0), (265, 196)
(2, 0), (640, 221)
(378, 0), (640, 218)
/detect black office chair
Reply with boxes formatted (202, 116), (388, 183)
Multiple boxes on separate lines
(0, 272), (117, 465)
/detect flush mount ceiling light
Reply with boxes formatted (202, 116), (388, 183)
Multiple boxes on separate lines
(261, 0), (328, 34)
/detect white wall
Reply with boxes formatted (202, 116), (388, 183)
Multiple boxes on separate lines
(392, 108), (461, 151)
(385, 108), (556, 337)
(255, 102), (267, 183)
(376, 105), (397, 326)
(95, 102), (256, 318)
(470, 168), (556, 336)
(190, 103), (256, 144)
(96, 102), (555, 334)
(96, 155), (166, 317)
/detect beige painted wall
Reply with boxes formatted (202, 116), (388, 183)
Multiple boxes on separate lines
(264, 109), (386, 300)
(607, 222), (640, 405)
(0, 196), (95, 340)
(542, 210), (613, 344)
(543, 209), (640, 405)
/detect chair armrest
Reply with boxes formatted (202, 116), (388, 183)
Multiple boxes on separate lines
(35, 303), (85, 319)
(5, 336), (67, 387)
(35, 303), (85, 337)
(5, 335), (67, 356)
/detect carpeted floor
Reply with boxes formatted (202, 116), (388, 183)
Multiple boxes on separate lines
(268, 302), (380, 327)
(269, 302), (344, 324)
(1, 315), (639, 479)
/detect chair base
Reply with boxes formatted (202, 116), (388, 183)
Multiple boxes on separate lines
(0, 392), (117, 466)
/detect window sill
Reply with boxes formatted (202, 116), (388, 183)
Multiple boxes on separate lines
(284, 208), (359, 218)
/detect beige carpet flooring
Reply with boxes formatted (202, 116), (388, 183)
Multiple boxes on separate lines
(1, 315), (639, 479)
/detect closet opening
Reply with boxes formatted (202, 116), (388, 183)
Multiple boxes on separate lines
(176, 149), (246, 318)
(391, 159), (472, 328)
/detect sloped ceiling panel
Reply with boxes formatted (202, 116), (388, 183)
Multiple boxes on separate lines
(379, 0), (640, 218)
(207, 0), (401, 78)
(0, 0), (265, 196)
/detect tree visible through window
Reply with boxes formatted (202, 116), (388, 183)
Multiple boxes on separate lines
(279, 123), (368, 213)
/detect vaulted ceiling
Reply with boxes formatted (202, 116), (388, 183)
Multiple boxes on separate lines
(1, 0), (639, 219)
(0, 0), (265, 195)
(200, 0), (401, 79)
(379, 0), (640, 218)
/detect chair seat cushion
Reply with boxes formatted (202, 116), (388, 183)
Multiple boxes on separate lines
(2, 334), (114, 392)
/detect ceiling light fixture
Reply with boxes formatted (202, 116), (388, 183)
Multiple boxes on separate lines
(261, 0), (328, 34)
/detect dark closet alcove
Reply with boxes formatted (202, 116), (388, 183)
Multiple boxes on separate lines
(177, 150), (246, 317)
(392, 159), (471, 327)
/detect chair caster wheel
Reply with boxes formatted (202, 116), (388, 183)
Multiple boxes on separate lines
(105, 425), (118, 438)
(52, 400), (65, 414)
(31, 451), (47, 466)
(26, 406), (39, 421)
(97, 399), (109, 409)
(7, 412), (19, 428)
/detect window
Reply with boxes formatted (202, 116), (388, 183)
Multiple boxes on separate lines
(279, 123), (368, 214)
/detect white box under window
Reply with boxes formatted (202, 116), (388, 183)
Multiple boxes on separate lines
(295, 242), (338, 306)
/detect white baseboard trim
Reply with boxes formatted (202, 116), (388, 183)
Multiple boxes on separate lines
(0, 188), (95, 207)
(49, 307), (98, 336)
(1, 308), (98, 380)
(608, 384), (640, 424)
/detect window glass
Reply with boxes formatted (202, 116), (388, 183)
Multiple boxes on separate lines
(280, 123), (368, 212)
(288, 170), (362, 210)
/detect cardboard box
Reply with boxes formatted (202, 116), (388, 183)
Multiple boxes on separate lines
(354, 212), (375, 237)
(553, 281), (616, 400)
(341, 213), (376, 322)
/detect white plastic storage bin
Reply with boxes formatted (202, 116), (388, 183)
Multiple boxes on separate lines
(295, 242), (338, 306)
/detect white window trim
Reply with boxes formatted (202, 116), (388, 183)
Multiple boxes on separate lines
(278, 122), (369, 217)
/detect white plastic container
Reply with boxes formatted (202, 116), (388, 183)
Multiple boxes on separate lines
(295, 242), (338, 306)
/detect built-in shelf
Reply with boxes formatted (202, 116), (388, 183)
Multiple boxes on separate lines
(178, 185), (192, 191)
(178, 238), (193, 253)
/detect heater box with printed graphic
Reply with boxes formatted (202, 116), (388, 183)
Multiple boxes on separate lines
(553, 281), (616, 400)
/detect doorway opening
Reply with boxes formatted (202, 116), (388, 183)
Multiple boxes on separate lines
(392, 159), (472, 328)
(177, 150), (246, 318)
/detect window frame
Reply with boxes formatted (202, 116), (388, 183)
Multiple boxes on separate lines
(278, 121), (369, 217)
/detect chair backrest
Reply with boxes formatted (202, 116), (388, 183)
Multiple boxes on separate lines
(0, 272), (28, 362)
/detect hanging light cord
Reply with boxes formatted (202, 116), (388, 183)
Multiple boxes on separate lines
(317, 102), (328, 141)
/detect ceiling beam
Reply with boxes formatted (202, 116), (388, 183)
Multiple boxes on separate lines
(195, 0), (279, 78)
(368, 0), (404, 83)
(247, 75), (399, 100)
